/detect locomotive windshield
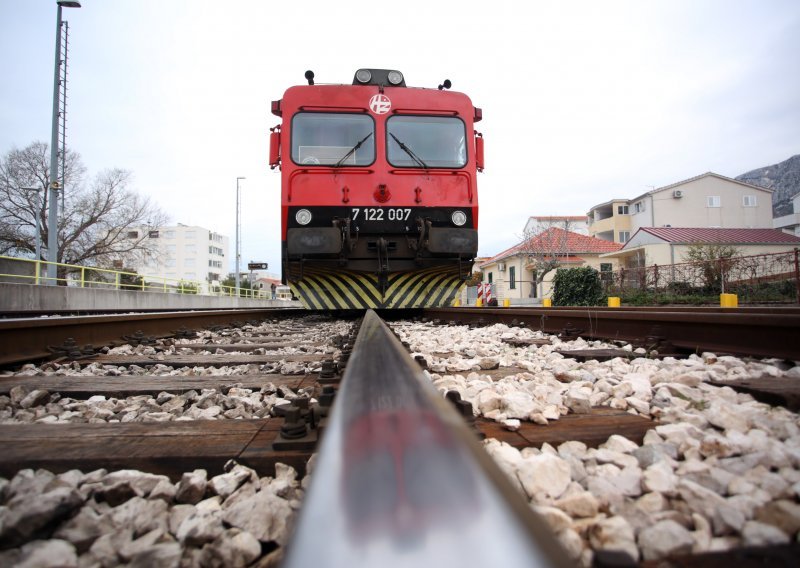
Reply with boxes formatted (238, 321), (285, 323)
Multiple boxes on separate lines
(291, 113), (375, 166)
(387, 116), (467, 168)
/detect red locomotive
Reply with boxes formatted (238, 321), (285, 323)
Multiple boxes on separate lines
(269, 68), (483, 309)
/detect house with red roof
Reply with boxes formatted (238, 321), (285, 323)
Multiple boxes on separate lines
(478, 228), (623, 301)
(600, 227), (800, 268)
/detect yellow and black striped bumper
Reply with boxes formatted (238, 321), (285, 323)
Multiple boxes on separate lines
(289, 265), (466, 309)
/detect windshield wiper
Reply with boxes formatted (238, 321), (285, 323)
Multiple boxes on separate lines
(334, 132), (373, 167)
(389, 133), (428, 169)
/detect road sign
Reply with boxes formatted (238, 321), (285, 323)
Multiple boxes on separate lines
(248, 262), (268, 270)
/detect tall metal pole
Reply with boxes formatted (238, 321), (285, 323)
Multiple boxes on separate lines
(235, 176), (245, 295)
(46, 4), (64, 285)
(46, 1), (81, 285)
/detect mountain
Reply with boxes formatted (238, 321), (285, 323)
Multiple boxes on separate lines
(736, 154), (800, 217)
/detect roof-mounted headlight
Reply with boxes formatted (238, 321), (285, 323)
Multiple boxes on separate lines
(355, 69), (372, 84)
(387, 70), (404, 85)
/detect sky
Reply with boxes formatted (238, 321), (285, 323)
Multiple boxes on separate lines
(1, 0), (799, 275)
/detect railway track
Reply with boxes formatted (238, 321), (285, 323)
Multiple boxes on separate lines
(0, 308), (306, 367)
(424, 306), (800, 360)
(0, 308), (798, 566)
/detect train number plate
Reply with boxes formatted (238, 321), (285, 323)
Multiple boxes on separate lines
(351, 208), (411, 222)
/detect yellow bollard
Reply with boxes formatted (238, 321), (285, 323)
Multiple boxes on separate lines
(720, 293), (738, 308)
(608, 297), (621, 308)
(542, 298), (552, 308)
(476, 298), (483, 307)
(503, 298), (510, 307)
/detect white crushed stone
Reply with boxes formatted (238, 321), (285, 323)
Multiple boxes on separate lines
(392, 319), (800, 565)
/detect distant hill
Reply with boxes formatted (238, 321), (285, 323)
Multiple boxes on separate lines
(736, 154), (800, 216)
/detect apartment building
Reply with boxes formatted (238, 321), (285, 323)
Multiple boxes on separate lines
(588, 173), (774, 243)
(131, 224), (229, 288)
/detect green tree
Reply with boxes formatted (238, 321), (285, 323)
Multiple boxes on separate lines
(552, 266), (604, 306)
(221, 273), (252, 296)
(683, 242), (741, 292)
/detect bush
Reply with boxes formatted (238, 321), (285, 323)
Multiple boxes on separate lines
(177, 280), (199, 295)
(552, 267), (604, 306)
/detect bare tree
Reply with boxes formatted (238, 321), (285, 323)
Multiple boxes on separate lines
(0, 141), (168, 279)
(517, 218), (575, 297)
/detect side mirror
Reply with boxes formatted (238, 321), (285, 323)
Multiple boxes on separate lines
(269, 126), (281, 169)
(474, 132), (484, 172)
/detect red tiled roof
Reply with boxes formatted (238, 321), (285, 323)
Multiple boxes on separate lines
(481, 228), (623, 267)
(638, 227), (800, 244)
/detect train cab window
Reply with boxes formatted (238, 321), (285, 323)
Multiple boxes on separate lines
(386, 116), (467, 168)
(291, 113), (375, 166)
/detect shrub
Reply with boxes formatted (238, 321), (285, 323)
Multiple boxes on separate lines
(552, 267), (604, 306)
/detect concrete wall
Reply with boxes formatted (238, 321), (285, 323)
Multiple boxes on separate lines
(0, 283), (302, 313)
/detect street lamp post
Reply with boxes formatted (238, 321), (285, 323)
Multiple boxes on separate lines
(235, 176), (245, 295)
(47, 0), (81, 285)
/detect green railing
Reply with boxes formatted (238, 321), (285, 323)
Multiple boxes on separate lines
(0, 255), (271, 299)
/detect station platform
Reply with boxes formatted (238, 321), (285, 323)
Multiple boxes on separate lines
(0, 283), (302, 314)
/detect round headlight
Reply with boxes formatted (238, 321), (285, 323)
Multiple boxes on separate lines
(355, 69), (372, 84)
(295, 209), (312, 225)
(387, 70), (404, 85)
(451, 210), (467, 226)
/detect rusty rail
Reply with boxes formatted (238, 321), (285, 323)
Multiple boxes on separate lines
(422, 307), (800, 360)
(0, 308), (306, 367)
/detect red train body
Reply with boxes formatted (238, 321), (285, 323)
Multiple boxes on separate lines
(270, 69), (483, 309)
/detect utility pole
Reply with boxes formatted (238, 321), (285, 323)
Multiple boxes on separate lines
(235, 176), (245, 295)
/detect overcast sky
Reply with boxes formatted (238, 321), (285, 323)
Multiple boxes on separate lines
(2, 0), (799, 274)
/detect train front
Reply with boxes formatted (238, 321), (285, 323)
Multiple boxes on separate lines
(270, 69), (483, 309)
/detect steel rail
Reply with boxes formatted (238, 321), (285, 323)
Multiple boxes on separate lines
(283, 310), (571, 568)
(0, 308), (305, 367)
(423, 307), (800, 360)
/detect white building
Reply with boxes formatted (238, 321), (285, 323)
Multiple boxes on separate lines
(523, 215), (589, 236)
(131, 224), (229, 289)
(774, 192), (800, 236)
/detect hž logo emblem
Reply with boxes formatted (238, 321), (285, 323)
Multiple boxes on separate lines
(369, 94), (391, 115)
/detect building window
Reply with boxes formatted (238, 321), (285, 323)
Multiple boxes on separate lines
(488, 272), (493, 283)
(166, 244), (176, 253)
(185, 244), (196, 254)
(619, 231), (630, 243)
(600, 263), (613, 282)
(127, 231), (139, 239)
(165, 230), (175, 239)
(185, 258), (195, 267)
(743, 195), (757, 207)
(148, 230), (159, 238)
(707, 196), (721, 208)
(509, 266), (516, 289)
(633, 201), (645, 213)
(617, 205), (629, 215)
(185, 231), (196, 239)
(166, 259), (176, 267)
